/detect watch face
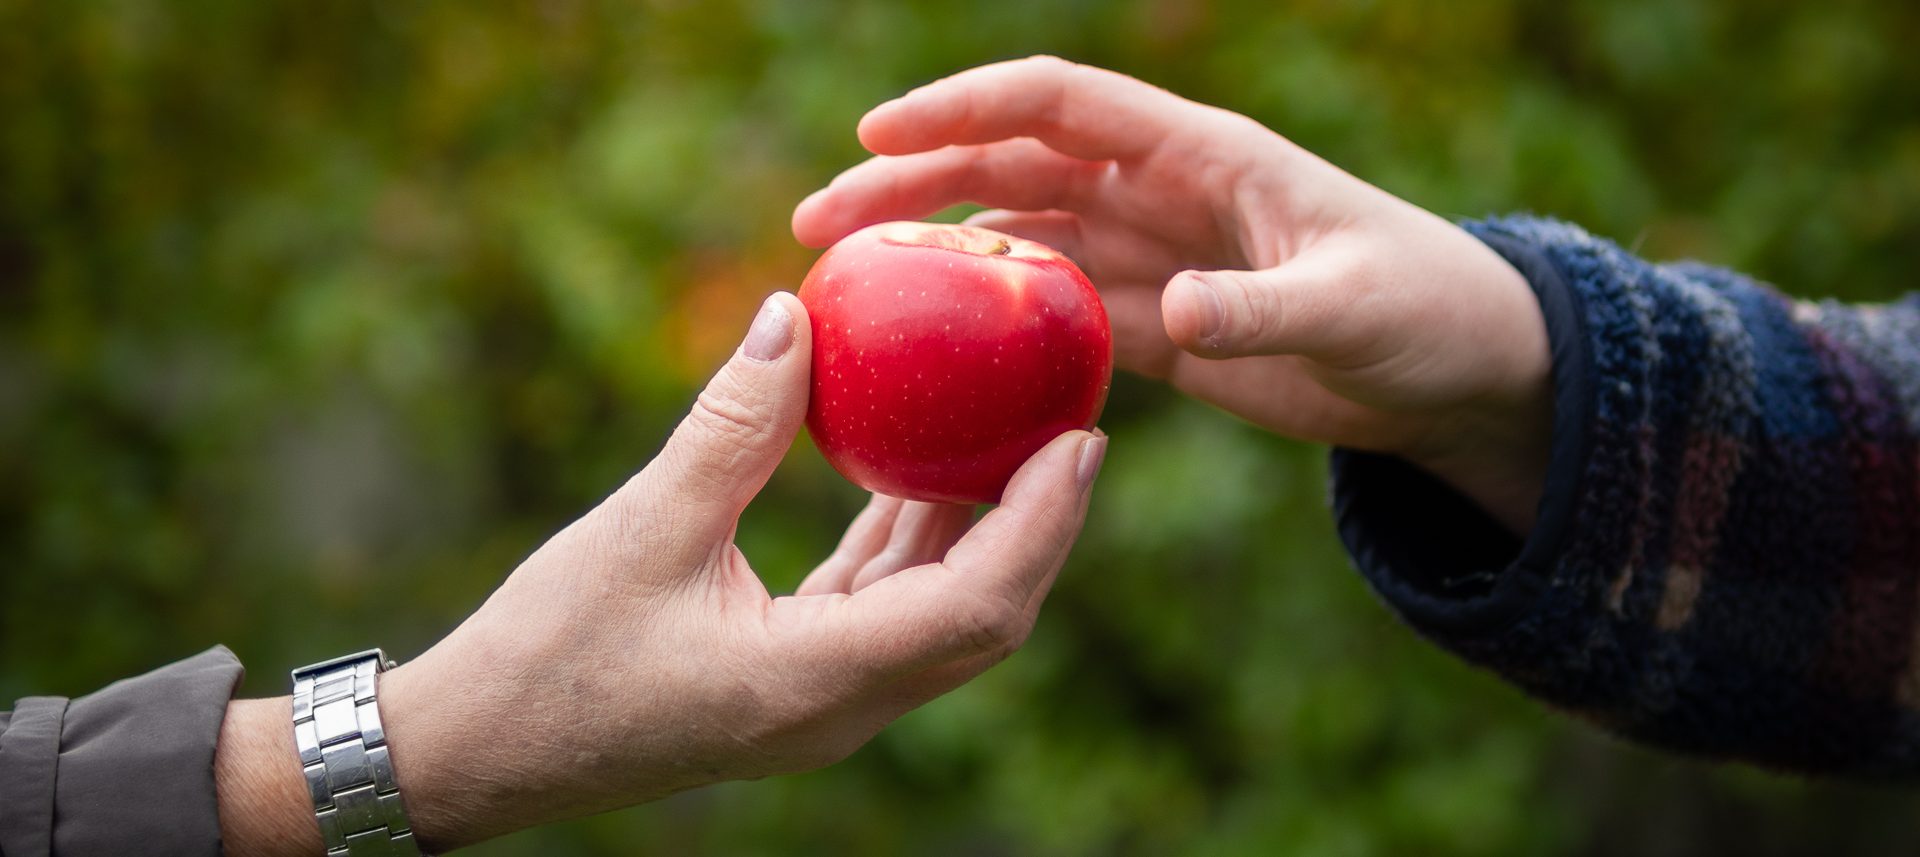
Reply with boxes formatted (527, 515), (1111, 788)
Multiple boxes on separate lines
(292, 648), (391, 681)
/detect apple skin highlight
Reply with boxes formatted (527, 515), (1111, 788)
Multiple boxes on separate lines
(799, 221), (1113, 504)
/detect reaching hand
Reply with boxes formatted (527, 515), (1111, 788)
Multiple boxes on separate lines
(793, 56), (1552, 531)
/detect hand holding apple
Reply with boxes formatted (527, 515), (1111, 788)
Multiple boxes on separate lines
(792, 56), (1553, 533)
(801, 221), (1111, 504)
(214, 294), (1107, 855)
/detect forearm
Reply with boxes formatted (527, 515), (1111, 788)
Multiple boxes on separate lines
(1397, 222), (1560, 536)
(214, 698), (321, 857)
(213, 662), (496, 855)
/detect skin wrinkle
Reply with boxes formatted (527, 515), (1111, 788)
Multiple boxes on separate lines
(705, 640), (795, 763)
(946, 71), (984, 150)
(1228, 170), (1290, 271)
(591, 499), (690, 579)
(1033, 57), (1071, 151)
(943, 587), (1028, 656)
(688, 385), (779, 462)
(865, 165), (909, 227)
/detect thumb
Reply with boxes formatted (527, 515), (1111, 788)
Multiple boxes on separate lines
(1160, 251), (1372, 361)
(594, 292), (812, 559)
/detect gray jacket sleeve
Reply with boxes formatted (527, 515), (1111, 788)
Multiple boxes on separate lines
(0, 646), (244, 856)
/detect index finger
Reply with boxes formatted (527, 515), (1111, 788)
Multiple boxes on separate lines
(858, 56), (1194, 162)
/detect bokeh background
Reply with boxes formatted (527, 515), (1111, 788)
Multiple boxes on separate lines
(6, 1), (1920, 854)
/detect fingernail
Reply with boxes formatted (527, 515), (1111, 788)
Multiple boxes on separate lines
(1075, 434), (1108, 492)
(1184, 274), (1225, 344)
(743, 295), (794, 363)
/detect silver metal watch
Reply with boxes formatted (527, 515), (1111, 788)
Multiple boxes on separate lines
(291, 648), (423, 856)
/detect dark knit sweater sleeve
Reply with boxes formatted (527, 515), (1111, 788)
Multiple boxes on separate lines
(1331, 214), (1920, 778)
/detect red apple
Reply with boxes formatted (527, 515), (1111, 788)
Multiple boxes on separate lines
(799, 221), (1112, 504)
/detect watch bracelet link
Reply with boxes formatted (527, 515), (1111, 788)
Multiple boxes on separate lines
(292, 648), (423, 857)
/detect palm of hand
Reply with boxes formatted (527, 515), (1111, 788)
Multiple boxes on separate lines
(951, 136), (1440, 453)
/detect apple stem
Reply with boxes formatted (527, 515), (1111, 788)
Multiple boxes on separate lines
(990, 239), (1011, 256)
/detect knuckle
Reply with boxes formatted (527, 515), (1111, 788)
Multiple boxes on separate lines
(1023, 54), (1074, 75)
(1239, 284), (1286, 341)
(1212, 109), (1273, 142)
(687, 384), (769, 451)
(1200, 273), (1272, 349)
(954, 592), (1028, 655)
(1008, 56), (1079, 134)
(959, 147), (994, 197)
(951, 85), (981, 135)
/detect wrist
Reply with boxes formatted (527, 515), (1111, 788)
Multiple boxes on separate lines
(372, 627), (599, 851)
(1405, 392), (1552, 534)
(214, 697), (324, 857)
(1403, 250), (1554, 534)
(376, 653), (492, 853)
(211, 640), (561, 855)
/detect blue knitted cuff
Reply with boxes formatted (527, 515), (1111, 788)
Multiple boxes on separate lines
(1329, 217), (1595, 640)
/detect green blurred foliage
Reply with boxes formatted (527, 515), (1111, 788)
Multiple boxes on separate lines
(5, 1), (1920, 854)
